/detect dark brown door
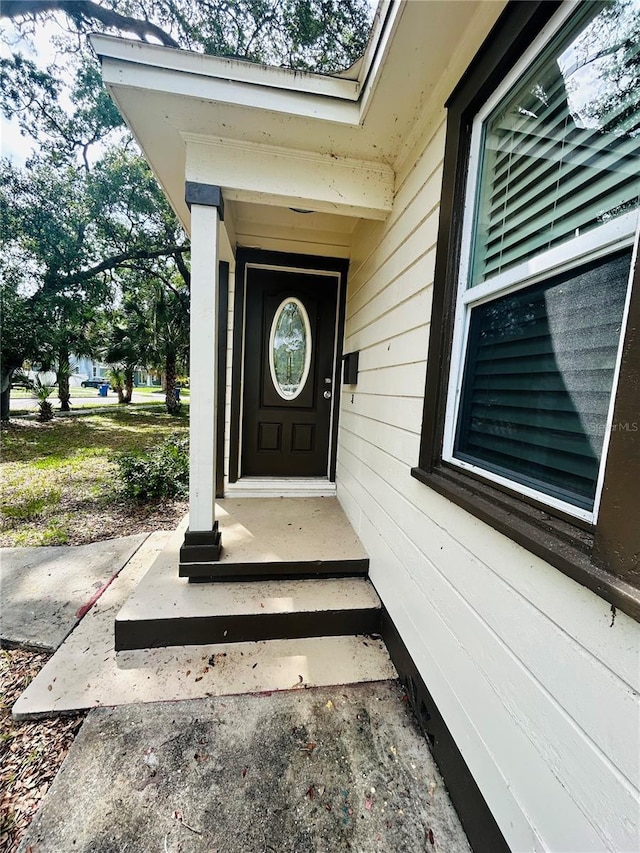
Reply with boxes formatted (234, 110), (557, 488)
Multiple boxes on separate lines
(242, 266), (338, 477)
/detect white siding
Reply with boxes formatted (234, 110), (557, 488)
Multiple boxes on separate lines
(338, 95), (640, 853)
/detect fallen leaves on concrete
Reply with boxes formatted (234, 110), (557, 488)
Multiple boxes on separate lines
(0, 648), (85, 853)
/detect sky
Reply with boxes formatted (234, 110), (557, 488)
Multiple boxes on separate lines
(1, 15), (84, 165)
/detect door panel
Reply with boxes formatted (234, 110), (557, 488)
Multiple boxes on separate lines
(242, 267), (338, 477)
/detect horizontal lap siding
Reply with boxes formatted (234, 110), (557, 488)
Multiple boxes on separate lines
(338, 104), (640, 852)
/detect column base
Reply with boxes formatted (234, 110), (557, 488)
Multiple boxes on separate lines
(179, 522), (222, 568)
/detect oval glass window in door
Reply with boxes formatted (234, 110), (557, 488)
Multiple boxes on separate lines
(269, 297), (312, 400)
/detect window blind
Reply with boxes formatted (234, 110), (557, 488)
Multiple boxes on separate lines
(470, 2), (640, 286)
(455, 250), (631, 509)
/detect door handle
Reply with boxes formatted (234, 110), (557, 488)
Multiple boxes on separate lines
(323, 390), (332, 399)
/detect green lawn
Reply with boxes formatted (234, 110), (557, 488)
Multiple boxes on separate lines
(134, 385), (190, 397)
(1, 406), (189, 547)
(10, 386), (102, 399)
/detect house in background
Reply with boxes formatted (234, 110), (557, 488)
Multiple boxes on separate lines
(74, 355), (156, 387)
(92, 2), (640, 850)
(73, 356), (111, 385)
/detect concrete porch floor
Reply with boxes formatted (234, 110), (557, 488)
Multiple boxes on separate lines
(216, 497), (368, 564)
(117, 498), (377, 650)
(181, 496), (369, 581)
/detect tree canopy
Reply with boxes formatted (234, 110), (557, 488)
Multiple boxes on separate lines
(1, 0), (375, 73)
(0, 0), (374, 418)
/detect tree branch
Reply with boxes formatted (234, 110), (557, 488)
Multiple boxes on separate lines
(62, 244), (188, 286)
(1, 0), (180, 48)
(173, 249), (191, 288)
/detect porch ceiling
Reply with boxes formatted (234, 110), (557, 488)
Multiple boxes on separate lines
(230, 201), (357, 259)
(91, 0), (505, 233)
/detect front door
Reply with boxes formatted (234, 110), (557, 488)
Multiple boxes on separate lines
(242, 266), (338, 477)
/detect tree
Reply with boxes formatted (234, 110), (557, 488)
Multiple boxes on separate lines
(0, 268), (45, 420)
(0, 0), (373, 418)
(0, 150), (188, 416)
(1, 1), (180, 47)
(101, 280), (155, 403)
(116, 267), (190, 414)
(107, 366), (126, 403)
(0, 53), (124, 168)
(1, 0), (373, 74)
(104, 318), (147, 404)
(147, 275), (190, 415)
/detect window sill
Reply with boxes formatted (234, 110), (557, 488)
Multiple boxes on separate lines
(411, 464), (640, 623)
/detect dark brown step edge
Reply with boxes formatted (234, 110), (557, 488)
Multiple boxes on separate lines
(179, 558), (370, 582)
(379, 606), (510, 853)
(115, 607), (381, 652)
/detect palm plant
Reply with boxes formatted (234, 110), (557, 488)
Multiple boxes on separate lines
(103, 305), (151, 403)
(146, 276), (189, 415)
(30, 375), (55, 422)
(107, 366), (126, 403)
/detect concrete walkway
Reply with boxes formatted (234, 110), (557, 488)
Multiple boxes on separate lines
(17, 684), (471, 853)
(0, 534), (147, 650)
(7, 532), (472, 853)
(13, 532), (394, 718)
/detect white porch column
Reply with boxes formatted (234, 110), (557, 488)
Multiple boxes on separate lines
(180, 183), (225, 568)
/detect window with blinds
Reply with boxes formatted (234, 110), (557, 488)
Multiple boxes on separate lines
(448, 0), (640, 518)
(455, 250), (630, 510)
(470, 1), (640, 287)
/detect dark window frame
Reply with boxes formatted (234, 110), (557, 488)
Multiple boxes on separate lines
(412, 0), (640, 622)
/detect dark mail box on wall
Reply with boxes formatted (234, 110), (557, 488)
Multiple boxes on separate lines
(343, 351), (359, 385)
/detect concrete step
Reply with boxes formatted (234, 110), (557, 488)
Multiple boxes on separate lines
(179, 496), (369, 582)
(116, 575), (382, 651)
(13, 634), (396, 719)
(12, 533), (395, 720)
(116, 499), (376, 652)
(179, 557), (369, 582)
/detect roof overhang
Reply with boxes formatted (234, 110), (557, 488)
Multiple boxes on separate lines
(90, 1), (506, 233)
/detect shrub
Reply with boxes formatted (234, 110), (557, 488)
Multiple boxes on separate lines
(29, 375), (55, 422)
(117, 434), (189, 501)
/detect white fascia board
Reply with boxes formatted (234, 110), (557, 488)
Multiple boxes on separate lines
(99, 55), (360, 126)
(357, 0), (404, 124)
(184, 135), (394, 220)
(90, 34), (359, 101)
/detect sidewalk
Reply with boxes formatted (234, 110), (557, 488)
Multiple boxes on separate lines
(8, 390), (163, 413)
(0, 534), (147, 651)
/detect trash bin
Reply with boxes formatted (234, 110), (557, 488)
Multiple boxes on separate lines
(174, 388), (181, 402)
(99, 384), (108, 397)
